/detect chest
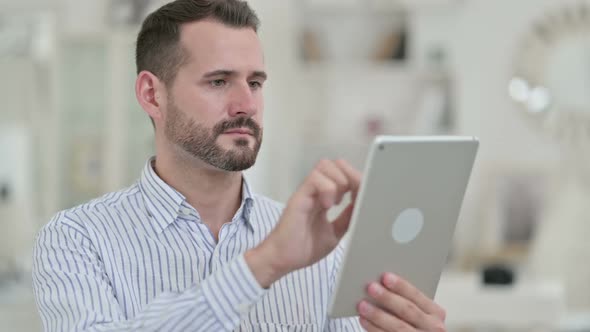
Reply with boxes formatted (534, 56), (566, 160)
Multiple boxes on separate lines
(99, 222), (334, 327)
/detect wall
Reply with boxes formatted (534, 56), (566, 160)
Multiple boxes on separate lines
(410, 0), (577, 259)
(245, 0), (575, 262)
(0, 60), (36, 226)
(0, 0), (579, 259)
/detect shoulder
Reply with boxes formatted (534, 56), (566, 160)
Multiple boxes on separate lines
(36, 184), (141, 241)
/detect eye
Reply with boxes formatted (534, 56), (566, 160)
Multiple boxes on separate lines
(210, 79), (226, 87)
(249, 81), (263, 89)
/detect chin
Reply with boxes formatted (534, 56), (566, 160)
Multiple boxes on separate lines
(220, 137), (253, 149)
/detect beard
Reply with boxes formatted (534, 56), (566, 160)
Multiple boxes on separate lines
(164, 99), (263, 172)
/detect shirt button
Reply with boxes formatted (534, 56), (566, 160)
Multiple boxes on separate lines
(180, 207), (192, 216)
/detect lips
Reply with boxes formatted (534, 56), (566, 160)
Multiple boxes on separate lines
(215, 117), (260, 138)
(224, 128), (253, 136)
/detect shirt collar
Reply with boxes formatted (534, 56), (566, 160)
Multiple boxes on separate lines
(139, 157), (257, 234)
(240, 175), (256, 231)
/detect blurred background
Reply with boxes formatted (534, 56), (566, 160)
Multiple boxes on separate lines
(1, 0), (590, 330)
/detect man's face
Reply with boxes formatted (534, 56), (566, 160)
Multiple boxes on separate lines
(163, 20), (266, 171)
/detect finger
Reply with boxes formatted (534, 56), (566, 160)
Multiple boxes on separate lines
(358, 316), (386, 332)
(332, 202), (354, 239)
(367, 282), (430, 330)
(304, 169), (339, 210)
(382, 273), (447, 321)
(316, 159), (350, 204)
(334, 159), (362, 200)
(357, 300), (415, 332)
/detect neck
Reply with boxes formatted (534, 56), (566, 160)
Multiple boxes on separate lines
(154, 145), (243, 239)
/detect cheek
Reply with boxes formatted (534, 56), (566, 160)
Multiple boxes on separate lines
(256, 95), (264, 118)
(176, 85), (224, 115)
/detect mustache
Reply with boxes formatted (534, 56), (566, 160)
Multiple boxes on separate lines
(214, 117), (261, 138)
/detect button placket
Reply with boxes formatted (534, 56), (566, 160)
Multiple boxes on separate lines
(212, 223), (239, 272)
(211, 246), (221, 272)
(218, 222), (240, 243)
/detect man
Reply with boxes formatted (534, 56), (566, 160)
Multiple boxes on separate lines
(33, 0), (447, 331)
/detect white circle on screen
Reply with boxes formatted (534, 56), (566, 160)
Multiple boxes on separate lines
(392, 208), (424, 244)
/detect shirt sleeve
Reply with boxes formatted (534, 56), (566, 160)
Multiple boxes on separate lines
(32, 212), (267, 332)
(325, 317), (363, 331)
(324, 242), (364, 331)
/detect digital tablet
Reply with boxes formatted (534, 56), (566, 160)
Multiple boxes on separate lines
(328, 135), (479, 318)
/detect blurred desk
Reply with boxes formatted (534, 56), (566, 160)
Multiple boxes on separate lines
(559, 311), (590, 332)
(435, 271), (565, 330)
(0, 281), (41, 332)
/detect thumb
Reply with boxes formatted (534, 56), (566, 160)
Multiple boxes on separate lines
(332, 202), (355, 239)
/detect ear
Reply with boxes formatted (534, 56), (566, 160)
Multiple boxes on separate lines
(135, 71), (166, 125)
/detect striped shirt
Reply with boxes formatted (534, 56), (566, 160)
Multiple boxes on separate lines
(33, 157), (362, 331)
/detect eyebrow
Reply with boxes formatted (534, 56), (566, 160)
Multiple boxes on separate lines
(203, 69), (267, 81)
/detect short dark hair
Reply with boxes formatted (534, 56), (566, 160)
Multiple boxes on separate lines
(136, 0), (260, 86)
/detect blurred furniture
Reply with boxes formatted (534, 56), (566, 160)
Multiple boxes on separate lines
(435, 271), (565, 330)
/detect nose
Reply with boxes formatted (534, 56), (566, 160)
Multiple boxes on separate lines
(228, 83), (258, 117)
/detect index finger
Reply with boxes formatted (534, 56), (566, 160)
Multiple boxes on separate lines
(334, 159), (362, 200)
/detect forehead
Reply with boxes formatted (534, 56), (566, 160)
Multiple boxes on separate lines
(179, 20), (265, 72)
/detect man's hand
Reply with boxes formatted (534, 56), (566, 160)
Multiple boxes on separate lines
(357, 273), (447, 332)
(245, 159), (361, 288)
